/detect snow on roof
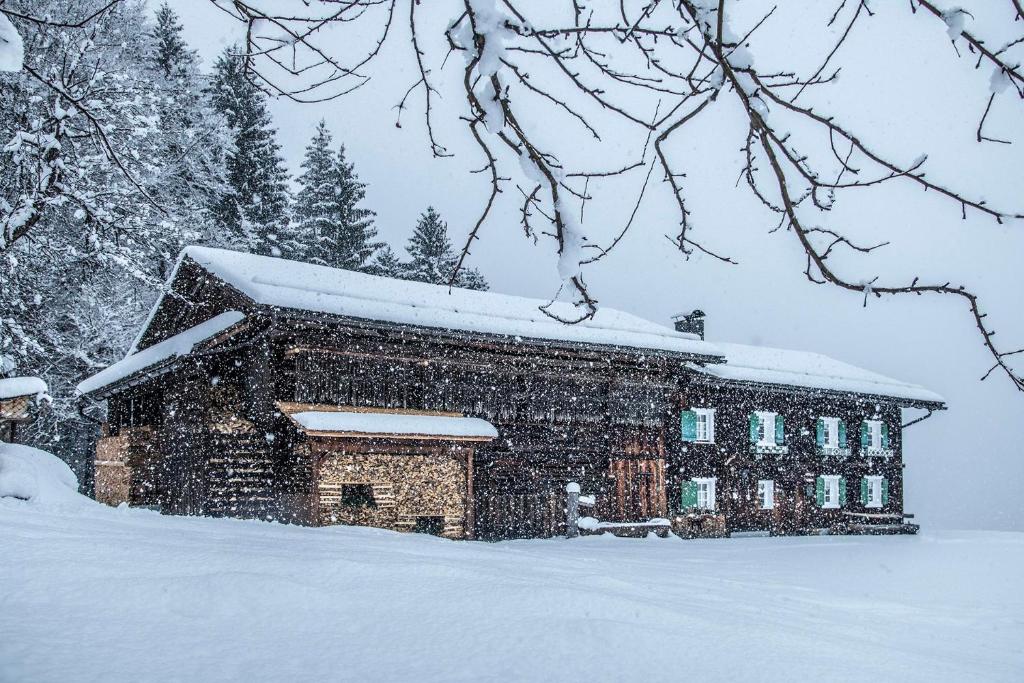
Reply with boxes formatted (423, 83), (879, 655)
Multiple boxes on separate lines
(289, 410), (499, 440)
(697, 342), (945, 405)
(0, 376), (48, 401)
(77, 311), (245, 396)
(179, 246), (721, 359)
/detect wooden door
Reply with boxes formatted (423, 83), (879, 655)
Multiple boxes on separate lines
(609, 458), (667, 521)
(475, 484), (563, 540)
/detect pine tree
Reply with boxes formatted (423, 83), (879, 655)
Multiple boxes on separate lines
(366, 245), (403, 278)
(291, 121), (336, 264)
(145, 2), (226, 273)
(207, 47), (290, 255)
(328, 143), (381, 270)
(292, 121), (381, 269)
(402, 207), (488, 290)
(150, 2), (189, 79)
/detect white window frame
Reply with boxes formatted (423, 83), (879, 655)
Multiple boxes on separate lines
(866, 419), (883, 449)
(865, 475), (883, 509)
(821, 417), (839, 448)
(822, 475), (841, 509)
(693, 407), (715, 443)
(693, 477), (716, 511)
(755, 410), (777, 446)
(757, 479), (774, 510)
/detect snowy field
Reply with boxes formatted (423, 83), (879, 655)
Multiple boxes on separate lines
(2, 499), (1022, 682)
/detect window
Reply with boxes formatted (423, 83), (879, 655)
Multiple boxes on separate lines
(817, 475), (844, 509)
(694, 477), (716, 511)
(757, 480), (774, 510)
(681, 408), (715, 443)
(862, 420), (890, 452)
(340, 484), (377, 508)
(695, 408), (714, 442)
(863, 476), (887, 509)
(819, 417), (838, 447)
(751, 411), (782, 446)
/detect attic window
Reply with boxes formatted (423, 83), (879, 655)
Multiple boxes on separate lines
(339, 484), (376, 508)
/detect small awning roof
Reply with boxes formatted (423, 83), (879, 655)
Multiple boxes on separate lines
(279, 403), (498, 441)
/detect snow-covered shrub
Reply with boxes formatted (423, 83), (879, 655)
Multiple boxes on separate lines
(0, 443), (93, 507)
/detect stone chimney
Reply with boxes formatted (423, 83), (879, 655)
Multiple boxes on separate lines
(671, 310), (705, 339)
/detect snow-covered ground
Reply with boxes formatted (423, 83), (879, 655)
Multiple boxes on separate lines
(2, 496), (1022, 682)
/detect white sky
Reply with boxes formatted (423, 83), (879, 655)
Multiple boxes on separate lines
(167, 0), (1024, 530)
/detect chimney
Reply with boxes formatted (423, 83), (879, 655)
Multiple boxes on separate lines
(672, 310), (705, 340)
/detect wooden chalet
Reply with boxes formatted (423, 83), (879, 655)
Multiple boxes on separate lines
(77, 247), (945, 540)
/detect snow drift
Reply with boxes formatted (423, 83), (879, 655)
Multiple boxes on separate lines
(0, 443), (92, 507)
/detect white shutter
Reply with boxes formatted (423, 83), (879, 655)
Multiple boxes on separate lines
(708, 478), (717, 511)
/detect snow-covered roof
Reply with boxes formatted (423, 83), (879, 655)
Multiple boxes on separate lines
(77, 311), (245, 396)
(288, 409), (498, 441)
(178, 246), (722, 359)
(696, 342), (945, 405)
(0, 376), (48, 401)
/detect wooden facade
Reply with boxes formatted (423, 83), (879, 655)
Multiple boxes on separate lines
(82, 249), (943, 540)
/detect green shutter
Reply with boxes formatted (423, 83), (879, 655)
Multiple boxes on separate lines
(815, 419), (825, 447)
(774, 414), (785, 445)
(749, 413), (759, 443)
(815, 477), (825, 507)
(838, 477), (847, 506)
(681, 411), (698, 442)
(860, 477), (869, 505)
(860, 421), (869, 449)
(681, 481), (699, 509)
(881, 423), (890, 449)
(838, 419), (847, 448)
(882, 478), (890, 506)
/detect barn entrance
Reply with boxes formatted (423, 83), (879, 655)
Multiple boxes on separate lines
(474, 481), (565, 540)
(608, 458), (667, 521)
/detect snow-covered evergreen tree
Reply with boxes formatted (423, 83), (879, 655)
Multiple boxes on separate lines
(366, 245), (403, 278)
(292, 120), (381, 269)
(402, 207), (488, 290)
(145, 1), (227, 274)
(290, 121), (335, 263)
(207, 47), (290, 255)
(150, 2), (189, 79)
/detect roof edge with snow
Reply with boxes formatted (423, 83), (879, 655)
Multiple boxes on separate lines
(76, 311), (246, 397)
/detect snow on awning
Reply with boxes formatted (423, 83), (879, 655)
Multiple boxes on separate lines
(0, 376), (48, 401)
(695, 342), (945, 406)
(76, 311), (246, 396)
(281, 404), (498, 441)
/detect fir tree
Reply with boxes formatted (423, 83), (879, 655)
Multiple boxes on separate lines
(328, 143), (381, 270)
(145, 2), (226, 273)
(402, 207), (488, 290)
(366, 245), (403, 278)
(149, 2), (189, 79)
(292, 120), (381, 269)
(207, 47), (290, 255)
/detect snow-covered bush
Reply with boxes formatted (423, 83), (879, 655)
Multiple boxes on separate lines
(0, 443), (93, 507)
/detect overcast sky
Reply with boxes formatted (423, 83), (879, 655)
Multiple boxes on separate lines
(168, 0), (1023, 530)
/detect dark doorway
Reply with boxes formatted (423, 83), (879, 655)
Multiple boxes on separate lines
(414, 516), (445, 536)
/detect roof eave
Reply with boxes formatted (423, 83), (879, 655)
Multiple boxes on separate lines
(686, 372), (946, 411)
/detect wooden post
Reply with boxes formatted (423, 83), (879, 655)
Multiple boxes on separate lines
(464, 447), (475, 540)
(566, 481), (580, 538)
